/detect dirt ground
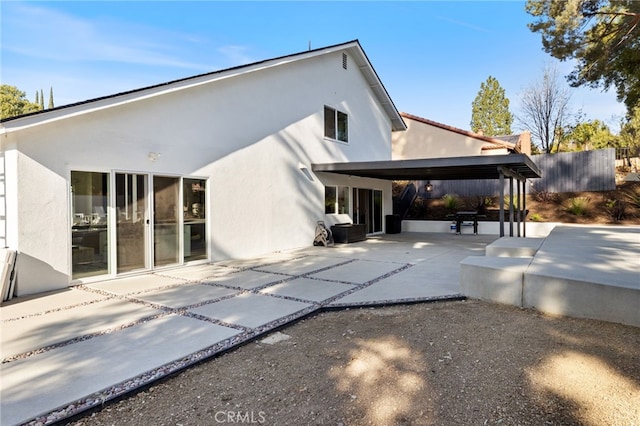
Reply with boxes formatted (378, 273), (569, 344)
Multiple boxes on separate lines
(69, 300), (640, 426)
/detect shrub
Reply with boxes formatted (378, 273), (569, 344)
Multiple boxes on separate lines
(503, 195), (520, 210)
(566, 197), (590, 216)
(406, 196), (427, 219)
(467, 196), (491, 214)
(532, 189), (558, 203)
(620, 183), (640, 209)
(529, 213), (543, 222)
(442, 193), (460, 211)
(605, 199), (627, 222)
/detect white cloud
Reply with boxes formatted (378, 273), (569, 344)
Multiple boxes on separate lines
(1, 3), (263, 106)
(434, 15), (492, 33)
(217, 45), (256, 66)
(2, 3), (212, 70)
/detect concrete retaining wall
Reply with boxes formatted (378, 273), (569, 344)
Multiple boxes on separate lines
(402, 220), (558, 237)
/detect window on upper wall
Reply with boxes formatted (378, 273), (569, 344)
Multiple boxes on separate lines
(324, 106), (349, 143)
(324, 186), (350, 214)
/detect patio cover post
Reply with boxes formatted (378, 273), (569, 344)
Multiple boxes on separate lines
(499, 170), (505, 237)
(522, 179), (527, 237)
(517, 177), (521, 237)
(509, 176), (514, 237)
(498, 166), (532, 238)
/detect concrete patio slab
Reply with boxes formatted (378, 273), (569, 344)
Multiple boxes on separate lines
(461, 225), (640, 327)
(523, 225), (640, 326)
(154, 264), (239, 282)
(3, 228), (636, 426)
(0, 288), (107, 321)
(87, 274), (187, 295)
(308, 233), (495, 264)
(133, 283), (239, 309)
(527, 226), (639, 288)
(485, 237), (544, 257)
(1, 314), (239, 426)
(255, 255), (350, 276)
(200, 269), (284, 290)
(214, 252), (302, 269)
(330, 258), (462, 305)
(259, 277), (355, 302)
(189, 293), (312, 328)
(2, 298), (163, 360)
(308, 259), (406, 284)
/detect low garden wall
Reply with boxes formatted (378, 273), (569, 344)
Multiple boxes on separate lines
(401, 220), (559, 238)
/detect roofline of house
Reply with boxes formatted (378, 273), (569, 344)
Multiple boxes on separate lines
(1, 40), (406, 133)
(399, 112), (520, 153)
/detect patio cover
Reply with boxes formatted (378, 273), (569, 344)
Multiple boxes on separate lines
(312, 154), (542, 237)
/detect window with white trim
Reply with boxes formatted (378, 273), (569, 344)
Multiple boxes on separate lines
(324, 106), (348, 143)
(324, 185), (350, 214)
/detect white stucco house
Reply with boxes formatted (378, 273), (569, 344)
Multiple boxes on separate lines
(0, 40), (407, 298)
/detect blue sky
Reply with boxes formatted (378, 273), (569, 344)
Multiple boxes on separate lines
(1, 1), (626, 133)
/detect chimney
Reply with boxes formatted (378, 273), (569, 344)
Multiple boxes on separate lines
(518, 131), (532, 155)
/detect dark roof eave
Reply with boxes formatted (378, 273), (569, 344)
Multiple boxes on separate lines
(312, 154), (542, 181)
(2, 40), (406, 132)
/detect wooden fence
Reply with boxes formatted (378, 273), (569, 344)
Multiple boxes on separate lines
(416, 148), (616, 198)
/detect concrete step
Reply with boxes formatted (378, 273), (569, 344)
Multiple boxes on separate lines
(461, 225), (640, 328)
(460, 256), (532, 306)
(485, 237), (544, 257)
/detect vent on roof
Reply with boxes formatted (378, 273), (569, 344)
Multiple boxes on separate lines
(342, 53), (347, 70)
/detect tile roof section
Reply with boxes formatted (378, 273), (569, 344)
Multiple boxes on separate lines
(400, 112), (520, 153)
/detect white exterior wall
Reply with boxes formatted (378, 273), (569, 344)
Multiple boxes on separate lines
(392, 117), (489, 159)
(2, 50), (396, 295)
(0, 148), (7, 249)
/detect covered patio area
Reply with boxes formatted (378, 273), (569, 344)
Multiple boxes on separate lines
(313, 154), (542, 237)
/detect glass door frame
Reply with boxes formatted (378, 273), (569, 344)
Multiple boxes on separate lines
(151, 174), (182, 270)
(69, 169), (112, 280)
(111, 171), (151, 274)
(352, 187), (384, 235)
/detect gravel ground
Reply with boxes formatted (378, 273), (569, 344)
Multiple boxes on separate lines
(68, 300), (640, 426)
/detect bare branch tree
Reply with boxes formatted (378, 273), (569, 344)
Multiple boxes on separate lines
(517, 64), (572, 153)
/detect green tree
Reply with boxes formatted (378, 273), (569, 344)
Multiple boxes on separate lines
(619, 105), (640, 154)
(35, 90), (39, 106)
(39, 89), (45, 110)
(560, 119), (616, 151)
(526, 0), (640, 115)
(470, 76), (513, 136)
(48, 87), (54, 109)
(1, 85), (41, 119)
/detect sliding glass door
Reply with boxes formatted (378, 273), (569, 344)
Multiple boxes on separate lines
(352, 188), (383, 234)
(153, 176), (180, 267)
(183, 178), (207, 261)
(72, 171), (207, 279)
(116, 173), (149, 273)
(71, 171), (109, 279)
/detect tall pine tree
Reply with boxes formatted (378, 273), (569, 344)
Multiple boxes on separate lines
(48, 87), (54, 109)
(39, 89), (44, 110)
(470, 76), (513, 136)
